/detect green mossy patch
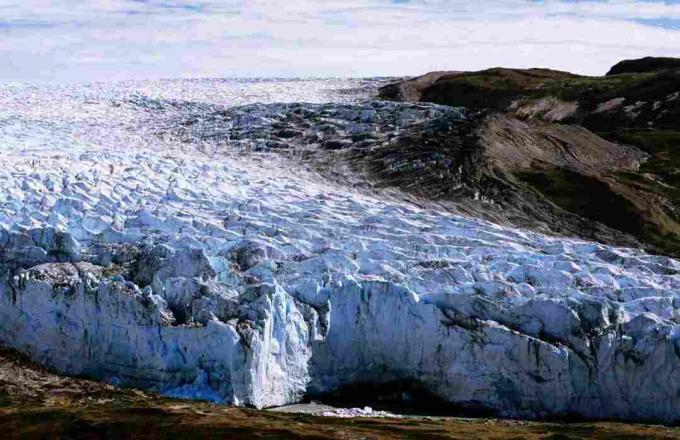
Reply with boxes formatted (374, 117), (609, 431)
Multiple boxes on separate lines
(516, 169), (646, 237)
(381, 63), (680, 256)
(605, 130), (680, 186)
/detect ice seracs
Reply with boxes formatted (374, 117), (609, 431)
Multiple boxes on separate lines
(1, 80), (680, 422)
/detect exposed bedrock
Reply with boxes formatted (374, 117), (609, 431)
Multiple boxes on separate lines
(607, 57), (680, 76)
(377, 60), (680, 256)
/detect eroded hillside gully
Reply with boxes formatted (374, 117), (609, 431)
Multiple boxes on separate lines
(1, 78), (680, 424)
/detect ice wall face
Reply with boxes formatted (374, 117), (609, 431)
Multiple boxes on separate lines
(0, 253), (314, 408)
(309, 277), (680, 421)
(1, 80), (680, 422)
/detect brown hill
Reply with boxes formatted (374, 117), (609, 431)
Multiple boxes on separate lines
(607, 56), (680, 75)
(378, 59), (680, 256)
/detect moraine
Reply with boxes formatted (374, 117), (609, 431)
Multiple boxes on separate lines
(1, 79), (680, 423)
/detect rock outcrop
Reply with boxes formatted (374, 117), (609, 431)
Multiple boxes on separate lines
(607, 57), (680, 76)
(378, 59), (680, 256)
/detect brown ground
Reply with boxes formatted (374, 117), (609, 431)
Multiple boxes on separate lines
(0, 347), (678, 439)
(378, 59), (680, 257)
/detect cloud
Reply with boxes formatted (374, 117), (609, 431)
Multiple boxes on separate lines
(0, 0), (679, 81)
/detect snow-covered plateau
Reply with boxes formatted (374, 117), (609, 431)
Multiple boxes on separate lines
(1, 79), (680, 422)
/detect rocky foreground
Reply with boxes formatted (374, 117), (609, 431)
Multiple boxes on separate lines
(1, 75), (680, 424)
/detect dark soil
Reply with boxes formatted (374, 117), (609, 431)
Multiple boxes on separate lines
(0, 347), (678, 439)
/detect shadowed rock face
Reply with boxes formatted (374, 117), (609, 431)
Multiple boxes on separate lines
(607, 57), (680, 76)
(378, 59), (680, 256)
(378, 71), (457, 103)
(379, 68), (580, 110)
(480, 114), (646, 174)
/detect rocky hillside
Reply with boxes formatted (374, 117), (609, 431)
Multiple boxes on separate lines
(607, 57), (680, 76)
(379, 57), (680, 256)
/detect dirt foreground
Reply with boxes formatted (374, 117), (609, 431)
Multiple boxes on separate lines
(0, 348), (678, 439)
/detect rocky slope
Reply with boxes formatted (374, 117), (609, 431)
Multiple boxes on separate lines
(607, 57), (680, 76)
(379, 58), (680, 256)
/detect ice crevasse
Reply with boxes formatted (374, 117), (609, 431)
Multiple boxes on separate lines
(0, 87), (680, 423)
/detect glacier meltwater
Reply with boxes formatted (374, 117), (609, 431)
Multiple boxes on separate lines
(1, 79), (680, 422)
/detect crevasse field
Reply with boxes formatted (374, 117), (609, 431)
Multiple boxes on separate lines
(1, 79), (680, 423)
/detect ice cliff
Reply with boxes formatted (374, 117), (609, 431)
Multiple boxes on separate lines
(1, 80), (680, 422)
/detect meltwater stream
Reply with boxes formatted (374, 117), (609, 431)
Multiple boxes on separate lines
(1, 78), (680, 422)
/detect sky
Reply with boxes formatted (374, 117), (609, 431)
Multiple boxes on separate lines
(1, 0), (679, 81)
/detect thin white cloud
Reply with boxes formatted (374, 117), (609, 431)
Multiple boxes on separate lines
(0, 0), (679, 81)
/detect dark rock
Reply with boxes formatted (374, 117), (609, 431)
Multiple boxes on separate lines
(607, 57), (680, 76)
(275, 128), (303, 139)
(377, 63), (680, 256)
(267, 140), (290, 149)
(132, 245), (215, 287)
(0, 228), (80, 269)
(229, 240), (268, 271)
(322, 139), (353, 150)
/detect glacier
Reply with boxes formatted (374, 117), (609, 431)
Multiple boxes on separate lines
(1, 79), (680, 422)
